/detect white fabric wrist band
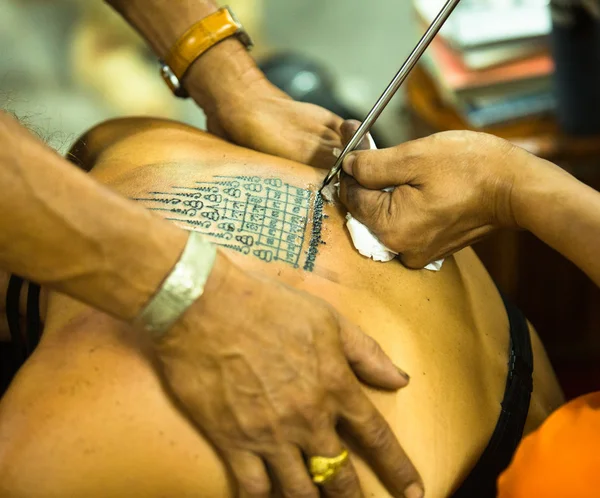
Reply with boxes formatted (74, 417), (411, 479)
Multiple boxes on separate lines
(133, 231), (217, 339)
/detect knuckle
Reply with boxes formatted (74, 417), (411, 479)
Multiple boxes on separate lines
(239, 475), (271, 496)
(401, 255), (424, 269)
(383, 217), (429, 257)
(280, 395), (327, 429)
(239, 417), (277, 444)
(378, 230), (402, 253)
(364, 334), (384, 358)
(401, 251), (430, 269)
(352, 154), (373, 184)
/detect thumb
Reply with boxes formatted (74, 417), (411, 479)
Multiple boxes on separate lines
(342, 144), (415, 190)
(339, 317), (410, 390)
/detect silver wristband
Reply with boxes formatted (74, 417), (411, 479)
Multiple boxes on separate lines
(133, 231), (217, 339)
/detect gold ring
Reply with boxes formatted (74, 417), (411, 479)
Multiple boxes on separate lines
(308, 449), (349, 485)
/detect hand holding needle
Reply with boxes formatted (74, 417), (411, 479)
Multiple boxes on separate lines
(319, 0), (462, 192)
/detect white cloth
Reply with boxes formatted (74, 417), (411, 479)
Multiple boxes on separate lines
(345, 213), (444, 271)
(341, 136), (444, 272)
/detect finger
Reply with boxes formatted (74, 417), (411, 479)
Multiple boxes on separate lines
(226, 450), (272, 498)
(399, 224), (493, 269)
(338, 174), (390, 229)
(338, 316), (409, 390)
(309, 113), (345, 169)
(340, 120), (373, 151)
(305, 429), (363, 498)
(340, 392), (423, 498)
(342, 145), (415, 190)
(267, 447), (319, 498)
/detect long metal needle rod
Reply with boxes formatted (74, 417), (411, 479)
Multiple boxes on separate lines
(319, 0), (462, 191)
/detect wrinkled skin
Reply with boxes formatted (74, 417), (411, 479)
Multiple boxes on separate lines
(155, 252), (421, 498)
(338, 125), (528, 268)
(205, 78), (344, 170)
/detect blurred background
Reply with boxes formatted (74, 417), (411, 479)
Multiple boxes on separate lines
(2, 0), (600, 398)
(0, 0), (416, 152)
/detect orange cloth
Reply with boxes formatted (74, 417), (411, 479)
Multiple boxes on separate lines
(498, 392), (600, 498)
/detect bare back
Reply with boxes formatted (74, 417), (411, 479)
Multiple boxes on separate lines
(0, 119), (563, 497)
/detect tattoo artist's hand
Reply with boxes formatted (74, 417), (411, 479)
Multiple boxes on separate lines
(204, 78), (344, 169)
(339, 127), (530, 268)
(155, 252), (422, 498)
(183, 39), (343, 168)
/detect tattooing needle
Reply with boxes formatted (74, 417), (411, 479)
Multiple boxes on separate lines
(319, 0), (462, 192)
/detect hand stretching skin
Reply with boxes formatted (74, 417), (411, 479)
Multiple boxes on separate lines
(106, 0), (344, 168)
(338, 126), (600, 288)
(159, 252), (421, 498)
(202, 74), (345, 170)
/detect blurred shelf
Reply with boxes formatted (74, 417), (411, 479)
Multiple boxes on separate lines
(405, 65), (600, 162)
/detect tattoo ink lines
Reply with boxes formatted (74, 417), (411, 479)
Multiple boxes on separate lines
(303, 190), (327, 272)
(135, 176), (312, 269)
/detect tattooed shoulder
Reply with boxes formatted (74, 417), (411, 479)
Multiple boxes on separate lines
(133, 176), (326, 271)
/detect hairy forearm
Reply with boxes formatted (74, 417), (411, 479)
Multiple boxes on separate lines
(105, 0), (220, 57)
(514, 156), (600, 287)
(0, 112), (187, 320)
(105, 0), (263, 112)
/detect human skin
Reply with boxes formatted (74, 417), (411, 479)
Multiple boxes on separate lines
(0, 1), (412, 493)
(106, 0), (346, 168)
(339, 129), (600, 287)
(0, 111), (417, 498)
(0, 118), (563, 498)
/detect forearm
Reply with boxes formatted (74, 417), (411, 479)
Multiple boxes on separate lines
(514, 155), (600, 287)
(0, 112), (188, 320)
(104, 0), (264, 112)
(105, 0), (219, 56)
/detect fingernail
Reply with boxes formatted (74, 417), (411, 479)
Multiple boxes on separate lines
(343, 154), (356, 175)
(332, 147), (341, 158)
(404, 482), (424, 498)
(397, 366), (410, 382)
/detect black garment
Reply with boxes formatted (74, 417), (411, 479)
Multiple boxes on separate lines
(1, 276), (41, 396)
(1, 279), (533, 496)
(452, 292), (534, 497)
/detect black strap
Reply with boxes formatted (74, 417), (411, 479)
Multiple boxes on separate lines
(26, 283), (42, 351)
(2, 276), (26, 396)
(6, 275), (26, 361)
(1, 277), (43, 397)
(452, 292), (533, 497)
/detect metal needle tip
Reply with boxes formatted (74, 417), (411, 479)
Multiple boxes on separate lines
(318, 0), (461, 192)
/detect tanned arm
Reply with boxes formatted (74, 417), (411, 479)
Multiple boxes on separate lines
(105, 0), (264, 116)
(0, 111), (188, 319)
(512, 155), (600, 287)
(104, 0), (347, 168)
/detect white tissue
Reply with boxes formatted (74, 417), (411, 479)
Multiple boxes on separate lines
(340, 135), (444, 271)
(345, 213), (443, 271)
(345, 213), (396, 262)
